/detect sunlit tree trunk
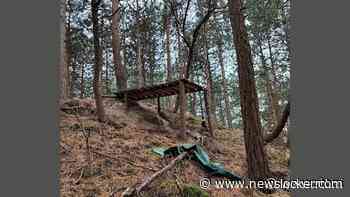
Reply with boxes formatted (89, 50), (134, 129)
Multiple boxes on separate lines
(112, 0), (127, 90)
(258, 43), (277, 130)
(59, 0), (69, 103)
(136, 0), (145, 88)
(91, 0), (106, 122)
(80, 63), (85, 99)
(164, 11), (172, 82)
(267, 38), (282, 120)
(217, 39), (233, 128)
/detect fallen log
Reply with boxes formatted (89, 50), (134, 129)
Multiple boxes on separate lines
(122, 151), (188, 197)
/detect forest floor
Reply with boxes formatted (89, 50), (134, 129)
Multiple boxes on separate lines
(60, 98), (290, 197)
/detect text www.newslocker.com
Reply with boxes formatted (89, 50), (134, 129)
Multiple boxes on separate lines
(199, 177), (344, 191)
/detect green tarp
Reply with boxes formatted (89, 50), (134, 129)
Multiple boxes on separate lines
(152, 144), (242, 181)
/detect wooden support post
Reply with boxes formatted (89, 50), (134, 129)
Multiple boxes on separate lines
(179, 80), (186, 139)
(204, 89), (214, 137)
(157, 96), (161, 114)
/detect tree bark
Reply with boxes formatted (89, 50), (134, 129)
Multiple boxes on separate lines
(59, 0), (69, 103)
(66, 1), (74, 98)
(217, 39), (233, 128)
(136, 0), (145, 88)
(164, 11), (172, 82)
(80, 63), (85, 98)
(112, 0), (127, 90)
(264, 101), (290, 144)
(267, 38), (282, 120)
(203, 24), (217, 125)
(217, 90), (226, 127)
(178, 80), (187, 139)
(258, 43), (277, 131)
(204, 90), (214, 137)
(91, 0), (106, 122)
(104, 47), (111, 95)
(228, 0), (270, 180)
(164, 12), (174, 108)
(136, 42), (145, 88)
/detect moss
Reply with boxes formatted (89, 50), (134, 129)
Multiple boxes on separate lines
(143, 180), (180, 197)
(182, 184), (209, 197)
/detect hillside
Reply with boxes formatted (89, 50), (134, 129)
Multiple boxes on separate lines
(59, 99), (290, 197)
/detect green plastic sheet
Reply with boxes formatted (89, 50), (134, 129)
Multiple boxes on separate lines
(152, 144), (242, 181)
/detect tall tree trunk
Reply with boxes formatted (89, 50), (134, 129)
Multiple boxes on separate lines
(266, 39), (282, 122)
(91, 0), (106, 122)
(217, 39), (233, 128)
(197, 74), (205, 119)
(136, 44), (144, 88)
(176, 27), (184, 79)
(172, 0), (214, 113)
(258, 44), (277, 131)
(164, 11), (172, 82)
(178, 80), (187, 139)
(206, 58), (216, 124)
(66, 1), (73, 98)
(281, 0), (291, 62)
(112, 0), (127, 90)
(80, 63), (85, 99)
(228, 0), (270, 180)
(172, 29), (185, 113)
(204, 89), (214, 137)
(164, 12), (174, 108)
(203, 32), (216, 135)
(59, 0), (69, 103)
(148, 36), (156, 87)
(136, 0), (145, 88)
(105, 47), (111, 95)
(203, 30), (217, 125)
(217, 89), (226, 127)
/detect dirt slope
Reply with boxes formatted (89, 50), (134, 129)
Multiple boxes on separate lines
(60, 99), (290, 197)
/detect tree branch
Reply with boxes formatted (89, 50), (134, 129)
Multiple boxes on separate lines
(182, 0), (192, 32)
(264, 101), (290, 144)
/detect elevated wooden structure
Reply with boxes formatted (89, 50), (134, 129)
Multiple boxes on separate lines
(105, 79), (214, 138)
(113, 79), (204, 101)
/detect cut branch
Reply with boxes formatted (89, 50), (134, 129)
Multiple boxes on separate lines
(122, 152), (188, 196)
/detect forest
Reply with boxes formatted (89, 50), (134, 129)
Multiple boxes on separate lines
(59, 0), (291, 196)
